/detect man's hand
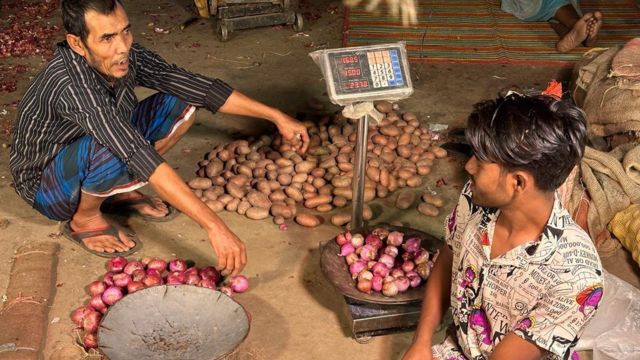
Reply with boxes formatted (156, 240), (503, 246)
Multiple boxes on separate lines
(207, 225), (247, 276)
(402, 342), (434, 360)
(273, 112), (310, 154)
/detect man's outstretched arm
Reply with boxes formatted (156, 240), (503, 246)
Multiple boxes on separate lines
(402, 244), (454, 360)
(149, 162), (247, 276)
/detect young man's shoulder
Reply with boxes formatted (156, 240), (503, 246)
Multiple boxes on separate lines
(548, 219), (602, 276)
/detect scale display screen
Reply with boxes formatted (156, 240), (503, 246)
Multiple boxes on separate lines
(310, 43), (413, 105)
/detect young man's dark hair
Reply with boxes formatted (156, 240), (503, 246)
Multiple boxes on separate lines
(465, 94), (588, 192)
(61, 0), (122, 43)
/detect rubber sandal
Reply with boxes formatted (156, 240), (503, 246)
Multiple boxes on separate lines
(102, 195), (179, 222)
(60, 221), (141, 258)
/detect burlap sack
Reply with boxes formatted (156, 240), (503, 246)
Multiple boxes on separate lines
(571, 46), (640, 136)
(608, 204), (640, 267)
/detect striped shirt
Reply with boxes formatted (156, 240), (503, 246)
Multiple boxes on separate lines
(9, 41), (233, 206)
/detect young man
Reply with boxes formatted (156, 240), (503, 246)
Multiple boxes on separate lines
(501, 1), (603, 53)
(402, 94), (603, 360)
(9, 0), (310, 275)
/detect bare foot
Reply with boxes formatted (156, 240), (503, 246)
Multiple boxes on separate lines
(70, 214), (136, 253)
(584, 11), (603, 47)
(556, 13), (592, 53)
(110, 191), (169, 218)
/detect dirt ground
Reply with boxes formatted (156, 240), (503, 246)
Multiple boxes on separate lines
(0, 0), (639, 359)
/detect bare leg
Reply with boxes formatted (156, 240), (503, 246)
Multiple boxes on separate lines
(70, 191), (136, 253)
(108, 110), (198, 217)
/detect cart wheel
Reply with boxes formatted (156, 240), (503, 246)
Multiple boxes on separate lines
(354, 335), (372, 344)
(216, 22), (229, 42)
(292, 12), (304, 32)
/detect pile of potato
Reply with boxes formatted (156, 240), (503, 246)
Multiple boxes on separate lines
(187, 101), (448, 228)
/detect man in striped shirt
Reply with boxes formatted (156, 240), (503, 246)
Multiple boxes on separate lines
(9, 0), (309, 275)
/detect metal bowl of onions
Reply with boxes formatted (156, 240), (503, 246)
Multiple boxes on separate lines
(97, 285), (250, 360)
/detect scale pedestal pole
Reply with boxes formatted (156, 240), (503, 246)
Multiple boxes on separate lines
(351, 114), (368, 231)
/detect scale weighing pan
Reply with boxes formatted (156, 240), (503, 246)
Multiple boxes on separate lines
(320, 225), (442, 305)
(98, 285), (250, 360)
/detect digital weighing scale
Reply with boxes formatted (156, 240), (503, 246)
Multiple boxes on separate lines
(311, 43), (426, 343)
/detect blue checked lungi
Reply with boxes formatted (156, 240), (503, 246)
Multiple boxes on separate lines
(33, 93), (194, 221)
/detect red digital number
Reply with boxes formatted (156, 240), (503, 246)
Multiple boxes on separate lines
(341, 68), (362, 77)
(341, 55), (358, 64)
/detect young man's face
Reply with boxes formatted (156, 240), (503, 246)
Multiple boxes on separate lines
(464, 155), (514, 208)
(80, 3), (132, 79)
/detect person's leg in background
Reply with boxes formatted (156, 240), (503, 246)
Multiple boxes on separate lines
(553, 2), (603, 52)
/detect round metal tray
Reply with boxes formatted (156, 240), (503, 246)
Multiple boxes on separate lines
(98, 285), (249, 360)
(320, 225), (442, 305)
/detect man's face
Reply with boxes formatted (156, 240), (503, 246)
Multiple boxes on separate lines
(464, 155), (514, 208)
(81, 3), (132, 80)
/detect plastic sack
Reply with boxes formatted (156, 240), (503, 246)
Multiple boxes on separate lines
(575, 269), (640, 359)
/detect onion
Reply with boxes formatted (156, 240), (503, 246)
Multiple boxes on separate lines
(166, 271), (186, 285)
(395, 276), (410, 292)
(416, 262), (431, 279)
(146, 259), (167, 273)
(83, 333), (98, 349)
(82, 310), (101, 333)
(372, 227), (390, 240)
(146, 269), (160, 276)
(112, 273), (131, 288)
(405, 270), (419, 279)
(102, 272), (115, 287)
(335, 233), (348, 246)
(387, 231), (404, 246)
(378, 254), (395, 269)
(88, 281), (106, 297)
(357, 270), (373, 282)
(401, 251), (414, 261)
(200, 266), (221, 284)
(89, 295), (107, 313)
(371, 276), (384, 292)
(143, 273), (163, 287)
(367, 261), (377, 270)
(382, 281), (399, 297)
(185, 273), (201, 285)
(140, 256), (153, 265)
(339, 243), (355, 257)
(71, 306), (92, 327)
(228, 275), (249, 293)
(131, 269), (146, 282)
(345, 252), (359, 265)
(184, 267), (199, 276)
(169, 259), (187, 272)
(102, 286), (123, 306)
(344, 231), (353, 242)
(401, 261), (415, 273)
(123, 261), (144, 275)
(383, 245), (399, 258)
(127, 281), (145, 293)
(357, 244), (377, 261)
(357, 279), (372, 294)
(403, 237), (421, 254)
(371, 262), (390, 278)
(390, 268), (405, 278)
(349, 261), (367, 279)
(106, 256), (128, 273)
(383, 275), (395, 283)
(365, 234), (383, 249)
(350, 233), (364, 248)
(409, 275), (422, 288)
(199, 278), (216, 289)
(219, 286), (233, 297)
(414, 249), (429, 264)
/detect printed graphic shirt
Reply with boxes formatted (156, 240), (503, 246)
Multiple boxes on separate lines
(438, 181), (603, 360)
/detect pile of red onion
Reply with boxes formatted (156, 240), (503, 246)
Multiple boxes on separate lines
(336, 228), (439, 297)
(72, 256), (249, 351)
